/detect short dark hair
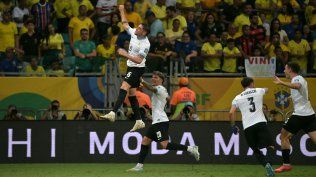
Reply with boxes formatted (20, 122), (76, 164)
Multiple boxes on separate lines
(227, 38), (235, 44)
(80, 28), (88, 34)
(153, 71), (165, 83)
(51, 100), (60, 105)
(286, 62), (300, 73)
(241, 77), (254, 88)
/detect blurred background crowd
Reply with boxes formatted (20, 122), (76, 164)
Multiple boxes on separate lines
(0, 0), (315, 76)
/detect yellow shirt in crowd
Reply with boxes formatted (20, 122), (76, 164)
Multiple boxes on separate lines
(68, 17), (94, 42)
(277, 14), (292, 26)
(233, 13), (262, 38)
(166, 15), (187, 30)
(0, 1), (13, 12)
(0, 22), (18, 52)
(288, 39), (311, 73)
(265, 43), (289, 58)
(54, 0), (72, 18)
(176, 0), (200, 7)
(44, 33), (64, 50)
(306, 5), (316, 26)
(125, 12), (142, 27)
(201, 0), (220, 8)
(165, 29), (183, 43)
(134, 1), (152, 19)
(201, 42), (223, 72)
(96, 44), (115, 59)
(25, 65), (46, 77)
(69, 0), (94, 17)
(151, 4), (166, 20)
(26, 0), (39, 8)
(222, 47), (240, 73)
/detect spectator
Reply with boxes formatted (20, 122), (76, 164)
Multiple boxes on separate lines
(186, 11), (198, 41)
(174, 32), (199, 72)
(222, 0), (242, 22)
(97, 35), (115, 59)
(68, 5), (95, 50)
(302, 25), (314, 46)
(237, 25), (256, 59)
(25, 57), (46, 77)
(19, 15), (33, 35)
(265, 33), (289, 60)
(275, 46), (288, 74)
(277, 4), (294, 26)
(227, 24), (238, 39)
(249, 13), (266, 46)
(96, 0), (117, 40)
(195, 13), (223, 43)
(151, 0), (167, 23)
(19, 20), (39, 63)
(41, 100), (67, 120)
(107, 13), (123, 36)
(31, 0), (55, 36)
(288, 30), (311, 74)
(283, 14), (303, 40)
(145, 10), (164, 41)
(200, 0), (221, 10)
(222, 38), (242, 73)
(305, 0), (316, 30)
(3, 105), (26, 120)
(70, 0), (95, 18)
(124, 87), (152, 121)
(270, 18), (288, 44)
(41, 24), (65, 69)
(109, 25), (121, 46)
(134, 0), (152, 19)
(176, 0), (201, 12)
(74, 28), (97, 72)
(124, 1), (142, 27)
(166, 6), (187, 30)
(0, 47), (20, 75)
(233, 3), (256, 38)
(174, 102), (199, 121)
(170, 77), (196, 120)
(259, 12), (270, 42)
(53, 0), (72, 33)
(115, 22), (133, 48)
(116, 39), (129, 74)
(201, 33), (223, 72)
(0, 11), (19, 58)
(74, 104), (99, 120)
(46, 61), (65, 77)
(13, 0), (29, 30)
(166, 19), (183, 45)
(220, 31), (229, 47)
(0, 0), (14, 20)
(147, 32), (176, 72)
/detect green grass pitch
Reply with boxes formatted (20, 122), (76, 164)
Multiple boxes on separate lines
(0, 164), (315, 177)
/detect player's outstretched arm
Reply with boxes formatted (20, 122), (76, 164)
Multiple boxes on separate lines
(141, 78), (157, 93)
(273, 76), (301, 90)
(118, 5), (130, 31)
(117, 48), (143, 64)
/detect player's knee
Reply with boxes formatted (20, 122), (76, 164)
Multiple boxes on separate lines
(160, 142), (168, 149)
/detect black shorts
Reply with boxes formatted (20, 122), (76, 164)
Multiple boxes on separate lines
(146, 122), (169, 142)
(244, 122), (274, 149)
(283, 114), (316, 134)
(124, 67), (146, 88)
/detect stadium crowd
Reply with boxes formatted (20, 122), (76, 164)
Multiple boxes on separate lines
(0, 0), (315, 76)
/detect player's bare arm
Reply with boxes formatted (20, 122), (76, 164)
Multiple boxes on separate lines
(118, 5), (130, 30)
(140, 78), (157, 93)
(117, 48), (143, 64)
(229, 105), (237, 126)
(273, 76), (301, 90)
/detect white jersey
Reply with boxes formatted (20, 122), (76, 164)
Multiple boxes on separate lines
(291, 75), (315, 116)
(232, 88), (267, 129)
(151, 85), (169, 124)
(126, 27), (150, 67)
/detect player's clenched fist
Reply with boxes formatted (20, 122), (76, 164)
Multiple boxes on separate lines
(117, 48), (128, 56)
(119, 5), (124, 11)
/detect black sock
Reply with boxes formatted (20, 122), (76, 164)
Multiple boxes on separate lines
(128, 96), (141, 120)
(113, 89), (127, 112)
(253, 149), (268, 167)
(266, 146), (275, 165)
(282, 149), (290, 164)
(138, 145), (149, 164)
(166, 143), (187, 151)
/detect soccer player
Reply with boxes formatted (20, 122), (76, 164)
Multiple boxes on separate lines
(273, 62), (316, 173)
(100, 5), (151, 132)
(127, 71), (200, 172)
(229, 77), (275, 177)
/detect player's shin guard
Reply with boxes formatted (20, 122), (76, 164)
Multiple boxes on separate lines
(129, 96), (141, 120)
(253, 149), (268, 167)
(166, 143), (187, 151)
(282, 149), (290, 164)
(113, 89), (127, 112)
(138, 145), (149, 164)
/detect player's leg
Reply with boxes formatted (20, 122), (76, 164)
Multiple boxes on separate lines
(304, 114), (316, 144)
(275, 128), (293, 173)
(159, 140), (200, 161)
(127, 136), (152, 172)
(129, 88), (145, 131)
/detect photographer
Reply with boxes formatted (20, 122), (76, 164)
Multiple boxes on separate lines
(3, 105), (26, 120)
(41, 100), (67, 120)
(74, 104), (99, 120)
(174, 103), (199, 121)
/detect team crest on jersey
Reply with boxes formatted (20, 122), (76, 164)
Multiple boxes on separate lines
(274, 90), (291, 109)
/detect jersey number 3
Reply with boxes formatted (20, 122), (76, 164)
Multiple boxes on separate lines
(247, 97), (256, 112)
